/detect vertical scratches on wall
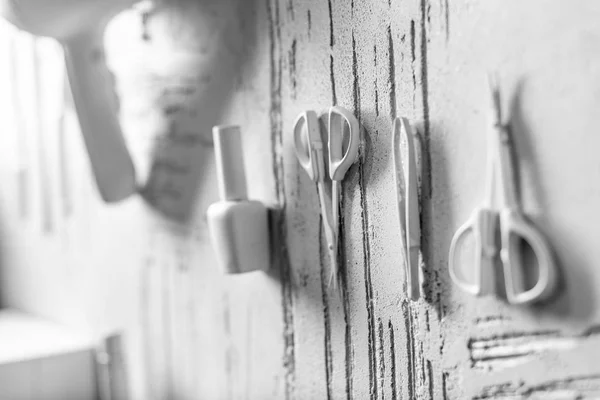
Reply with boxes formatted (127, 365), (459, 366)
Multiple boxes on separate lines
(442, 371), (449, 400)
(419, 0), (431, 143)
(387, 25), (397, 120)
(373, 45), (380, 117)
(419, 0), (432, 199)
(328, 0), (335, 47)
(340, 254), (354, 400)
(267, 0), (296, 397)
(419, 342), (426, 393)
(377, 318), (386, 400)
(330, 55), (338, 105)
(409, 21), (417, 107)
(419, 0), (438, 308)
(336, 109), (352, 398)
(286, 0), (295, 20)
(267, 0), (283, 204)
(436, 292), (444, 320)
(319, 215), (334, 400)
(402, 301), (416, 399)
(353, 30), (377, 400)
(289, 39), (298, 99)
(441, 0), (450, 43)
(352, 33), (361, 116)
(426, 360), (434, 400)
(328, 0), (336, 106)
(361, 123), (378, 399)
(388, 321), (398, 400)
(307, 10), (312, 37)
(281, 191), (296, 394)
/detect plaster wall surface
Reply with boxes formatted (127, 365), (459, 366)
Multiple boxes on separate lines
(0, 0), (599, 399)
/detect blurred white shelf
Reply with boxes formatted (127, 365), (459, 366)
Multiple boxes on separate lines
(0, 308), (96, 400)
(0, 308), (92, 363)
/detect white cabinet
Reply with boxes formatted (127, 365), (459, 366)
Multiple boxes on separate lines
(0, 309), (96, 400)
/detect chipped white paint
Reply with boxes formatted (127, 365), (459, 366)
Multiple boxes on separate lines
(0, 0), (600, 399)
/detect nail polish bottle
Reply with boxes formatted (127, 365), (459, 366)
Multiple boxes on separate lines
(207, 125), (270, 274)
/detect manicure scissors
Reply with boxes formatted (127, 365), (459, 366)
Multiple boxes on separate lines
(393, 117), (421, 300)
(448, 76), (557, 305)
(293, 106), (361, 287)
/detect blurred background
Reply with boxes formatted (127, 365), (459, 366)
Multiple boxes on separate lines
(1, 0), (600, 399)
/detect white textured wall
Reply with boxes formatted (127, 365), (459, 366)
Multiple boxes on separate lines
(1, 0), (600, 399)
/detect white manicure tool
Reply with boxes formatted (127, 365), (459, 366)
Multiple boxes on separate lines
(448, 75), (557, 305)
(0, 0), (138, 202)
(393, 117), (421, 300)
(294, 106), (361, 288)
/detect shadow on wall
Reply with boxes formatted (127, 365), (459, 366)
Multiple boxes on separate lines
(510, 80), (596, 321)
(122, 0), (261, 225)
(423, 117), (453, 318)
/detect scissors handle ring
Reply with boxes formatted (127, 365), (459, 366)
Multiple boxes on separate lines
(499, 210), (557, 304)
(449, 207), (499, 297)
(328, 106), (361, 181)
(293, 110), (323, 181)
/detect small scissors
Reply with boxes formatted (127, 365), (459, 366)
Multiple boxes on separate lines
(392, 117), (421, 300)
(293, 106), (361, 288)
(448, 75), (557, 305)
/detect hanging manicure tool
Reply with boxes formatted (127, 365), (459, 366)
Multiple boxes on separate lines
(293, 106), (361, 288)
(448, 75), (557, 305)
(393, 117), (421, 300)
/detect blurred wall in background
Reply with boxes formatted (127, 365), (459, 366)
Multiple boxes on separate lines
(1, 0), (600, 399)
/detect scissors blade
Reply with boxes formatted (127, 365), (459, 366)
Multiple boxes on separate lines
(327, 233), (339, 289)
(327, 106), (361, 181)
(487, 74), (519, 209)
(487, 73), (503, 125)
(328, 180), (343, 289)
(317, 181), (339, 289)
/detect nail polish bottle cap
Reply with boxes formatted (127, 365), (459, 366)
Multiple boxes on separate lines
(212, 125), (248, 201)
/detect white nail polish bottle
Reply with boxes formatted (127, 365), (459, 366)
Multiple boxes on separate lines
(207, 125), (270, 274)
